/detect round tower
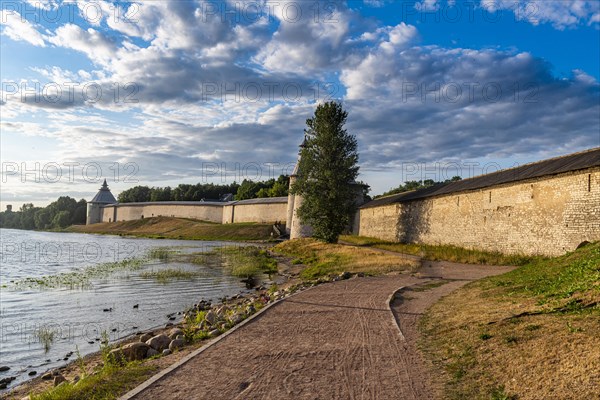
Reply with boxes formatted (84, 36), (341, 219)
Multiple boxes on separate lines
(86, 179), (117, 225)
(289, 137), (313, 239)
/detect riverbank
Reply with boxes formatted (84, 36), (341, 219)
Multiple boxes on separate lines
(6, 237), (597, 399)
(68, 217), (277, 241)
(1, 283), (309, 400)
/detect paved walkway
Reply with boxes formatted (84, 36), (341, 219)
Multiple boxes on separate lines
(125, 260), (514, 400)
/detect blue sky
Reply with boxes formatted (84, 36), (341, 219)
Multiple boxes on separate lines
(1, 0), (599, 207)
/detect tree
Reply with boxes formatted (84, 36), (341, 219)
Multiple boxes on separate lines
(52, 210), (71, 228)
(292, 101), (360, 243)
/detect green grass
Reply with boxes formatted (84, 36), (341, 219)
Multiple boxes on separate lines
(196, 246), (278, 278)
(29, 362), (158, 400)
(484, 242), (600, 311)
(274, 238), (418, 280)
(148, 247), (180, 261)
(340, 235), (537, 266)
(140, 268), (200, 283)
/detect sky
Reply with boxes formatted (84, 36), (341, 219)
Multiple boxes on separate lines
(1, 0), (599, 207)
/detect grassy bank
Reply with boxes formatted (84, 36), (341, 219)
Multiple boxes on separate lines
(420, 241), (600, 399)
(274, 238), (419, 280)
(194, 246), (278, 279)
(69, 217), (276, 241)
(340, 235), (536, 266)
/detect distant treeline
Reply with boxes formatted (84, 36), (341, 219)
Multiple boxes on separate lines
(117, 175), (290, 203)
(375, 176), (462, 199)
(0, 197), (87, 230)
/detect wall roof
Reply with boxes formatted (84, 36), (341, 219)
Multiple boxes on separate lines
(100, 197), (289, 208)
(361, 147), (600, 209)
(233, 197), (288, 205)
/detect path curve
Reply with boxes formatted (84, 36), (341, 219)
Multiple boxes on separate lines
(124, 258), (514, 400)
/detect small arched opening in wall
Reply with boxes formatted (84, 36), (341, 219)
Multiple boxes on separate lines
(588, 174), (592, 192)
(141, 215), (144, 219)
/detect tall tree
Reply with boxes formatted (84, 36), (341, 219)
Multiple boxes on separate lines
(292, 101), (360, 243)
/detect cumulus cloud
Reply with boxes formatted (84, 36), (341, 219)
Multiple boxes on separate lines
(340, 38), (599, 164)
(2, 0), (599, 204)
(0, 10), (47, 46)
(48, 23), (117, 64)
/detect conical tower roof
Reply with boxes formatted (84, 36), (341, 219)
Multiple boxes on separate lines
(90, 179), (117, 204)
(291, 135), (307, 177)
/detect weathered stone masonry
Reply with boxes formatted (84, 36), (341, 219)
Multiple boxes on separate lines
(358, 149), (600, 256)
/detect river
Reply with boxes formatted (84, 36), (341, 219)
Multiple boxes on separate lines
(0, 228), (255, 390)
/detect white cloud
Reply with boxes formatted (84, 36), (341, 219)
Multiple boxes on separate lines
(480, 0), (600, 29)
(0, 10), (46, 47)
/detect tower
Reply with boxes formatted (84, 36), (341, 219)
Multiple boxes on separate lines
(288, 137), (314, 239)
(287, 136), (367, 240)
(86, 179), (117, 225)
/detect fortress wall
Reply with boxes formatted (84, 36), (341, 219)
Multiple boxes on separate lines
(102, 203), (224, 223)
(358, 204), (400, 241)
(359, 168), (600, 256)
(231, 202), (287, 223)
(101, 206), (116, 222)
(97, 201), (287, 225)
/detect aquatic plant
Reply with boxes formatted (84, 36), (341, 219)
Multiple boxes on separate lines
(140, 268), (200, 284)
(12, 258), (147, 290)
(35, 326), (56, 353)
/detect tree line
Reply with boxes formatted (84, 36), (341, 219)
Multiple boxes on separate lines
(0, 176), (291, 231)
(117, 175), (290, 203)
(0, 197), (87, 230)
(375, 177), (462, 199)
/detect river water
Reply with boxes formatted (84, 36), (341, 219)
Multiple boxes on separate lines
(0, 228), (254, 390)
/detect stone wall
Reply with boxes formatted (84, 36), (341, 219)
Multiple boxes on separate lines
(99, 200), (287, 225)
(101, 203), (224, 223)
(357, 204), (400, 242)
(228, 202), (287, 224)
(359, 168), (600, 256)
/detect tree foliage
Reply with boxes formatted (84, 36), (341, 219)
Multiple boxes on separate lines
(292, 101), (360, 243)
(117, 177), (289, 203)
(376, 176), (462, 199)
(0, 196), (87, 230)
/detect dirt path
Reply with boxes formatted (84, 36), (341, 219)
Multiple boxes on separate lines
(124, 258), (514, 400)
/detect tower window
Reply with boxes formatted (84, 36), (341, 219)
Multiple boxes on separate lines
(589, 174), (592, 192)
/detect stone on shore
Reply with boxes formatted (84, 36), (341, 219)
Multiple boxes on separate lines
(0, 366), (9, 372)
(204, 310), (217, 325)
(169, 338), (185, 352)
(53, 375), (67, 387)
(146, 334), (171, 352)
(110, 342), (151, 362)
(140, 333), (153, 343)
(168, 328), (183, 340)
(147, 348), (159, 358)
(162, 349), (171, 356)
